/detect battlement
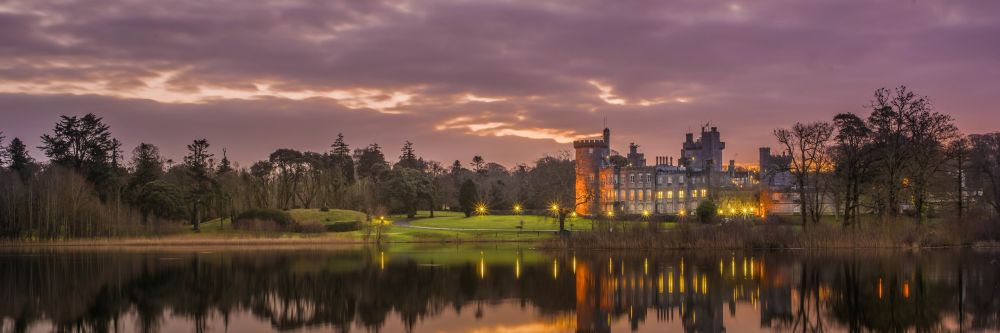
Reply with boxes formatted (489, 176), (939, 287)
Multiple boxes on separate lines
(573, 139), (608, 148)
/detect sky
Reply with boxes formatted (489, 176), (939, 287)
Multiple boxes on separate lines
(1, 0), (998, 168)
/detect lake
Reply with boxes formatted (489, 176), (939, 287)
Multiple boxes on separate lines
(1, 246), (998, 332)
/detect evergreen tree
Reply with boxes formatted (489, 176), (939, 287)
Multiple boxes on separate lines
(330, 133), (355, 184)
(6, 137), (33, 174)
(39, 113), (123, 198)
(396, 141), (424, 170)
(129, 143), (164, 186)
(217, 149), (233, 174)
(184, 139), (214, 232)
(458, 179), (479, 217)
(354, 143), (388, 180)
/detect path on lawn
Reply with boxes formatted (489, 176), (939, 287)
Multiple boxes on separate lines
(392, 217), (561, 233)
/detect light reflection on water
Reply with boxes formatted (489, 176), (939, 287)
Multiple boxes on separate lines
(1, 246), (998, 332)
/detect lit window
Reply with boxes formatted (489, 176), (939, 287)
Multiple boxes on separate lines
(667, 191), (674, 199)
(657, 191), (663, 199)
(679, 191), (685, 199)
(701, 189), (707, 197)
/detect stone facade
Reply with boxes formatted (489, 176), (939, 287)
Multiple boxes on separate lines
(574, 125), (755, 217)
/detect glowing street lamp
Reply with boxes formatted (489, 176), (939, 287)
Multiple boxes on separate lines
(513, 204), (523, 214)
(475, 204), (488, 215)
(641, 210), (650, 218)
(550, 204), (560, 212)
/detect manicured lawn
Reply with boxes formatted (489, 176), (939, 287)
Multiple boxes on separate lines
(407, 212), (595, 231)
(289, 209), (366, 225)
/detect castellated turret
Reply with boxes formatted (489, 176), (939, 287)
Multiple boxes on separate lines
(573, 128), (611, 216)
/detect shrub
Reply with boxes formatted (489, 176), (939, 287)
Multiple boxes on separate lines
(296, 222), (327, 234)
(234, 208), (295, 230)
(327, 221), (361, 232)
(695, 200), (718, 223)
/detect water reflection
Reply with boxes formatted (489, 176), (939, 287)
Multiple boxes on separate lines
(1, 247), (998, 332)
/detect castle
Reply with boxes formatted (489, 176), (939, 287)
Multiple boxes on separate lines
(573, 125), (760, 217)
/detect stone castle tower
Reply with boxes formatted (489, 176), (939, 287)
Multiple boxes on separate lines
(573, 128), (610, 216)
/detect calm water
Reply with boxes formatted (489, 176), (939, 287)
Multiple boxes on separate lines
(1, 246), (998, 333)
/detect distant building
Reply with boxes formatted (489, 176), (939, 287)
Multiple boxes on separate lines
(573, 125), (756, 217)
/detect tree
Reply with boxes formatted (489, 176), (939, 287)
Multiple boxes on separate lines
(0, 132), (6, 166)
(832, 113), (874, 227)
(380, 168), (432, 218)
(526, 153), (578, 233)
(39, 113), (123, 198)
(184, 139), (215, 232)
(969, 133), (1000, 217)
(458, 179), (479, 217)
(134, 180), (185, 224)
(396, 141), (424, 170)
(696, 200), (718, 223)
(216, 149), (233, 174)
(129, 143), (164, 187)
(947, 136), (972, 219)
(867, 87), (925, 219)
(470, 155), (486, 175)
(269, 148), (305, 209)
(905, 105), (958, 223)
(126, 143), (166, 224)
(355, 143), (388, 181)
(774, 122), (833, 227)
(6, 137), (35, 178)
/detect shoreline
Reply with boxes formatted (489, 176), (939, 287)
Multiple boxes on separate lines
(3, 236), (998, 250)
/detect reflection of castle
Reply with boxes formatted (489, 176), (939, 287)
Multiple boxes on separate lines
(572, 255), (787, 333)
(573, 125), (755, 216)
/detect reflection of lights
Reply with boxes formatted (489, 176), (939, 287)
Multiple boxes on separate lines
(702, 275), (708, 295)
(658, 273), (665, 293)
(379, 251), (385, 270)
(680, 276), (686, 293)
(515, 257), (521, 279)
(878, 278), (884, 299)
(903, 281), (910, 299)
(731, 257), (736, 279)
(479, 251), (486, 279)
(719, 259), (724, 275)
(572, 256), (577, 274)
(644, 258), (649, 275)
(743, 257), (748, 278)
(553, 258), (559, 280)
(668, 272), (675, 293)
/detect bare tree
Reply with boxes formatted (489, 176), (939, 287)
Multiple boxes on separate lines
(947, 136), (971, 219)
(775, 122), (834, 227)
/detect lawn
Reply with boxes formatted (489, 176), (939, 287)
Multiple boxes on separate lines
(406, 211), (595, 231)
(179, 209), (673, 243)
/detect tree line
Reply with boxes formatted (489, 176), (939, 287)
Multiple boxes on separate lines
(772, 86), (1000, 228)
(0, 114), (574, 239)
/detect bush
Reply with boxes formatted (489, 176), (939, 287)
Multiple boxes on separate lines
(296, 222), (327, 234)
(326, 221), (361, 232)
(234, 208), (295, 230)
(695, 200), (718, 223)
